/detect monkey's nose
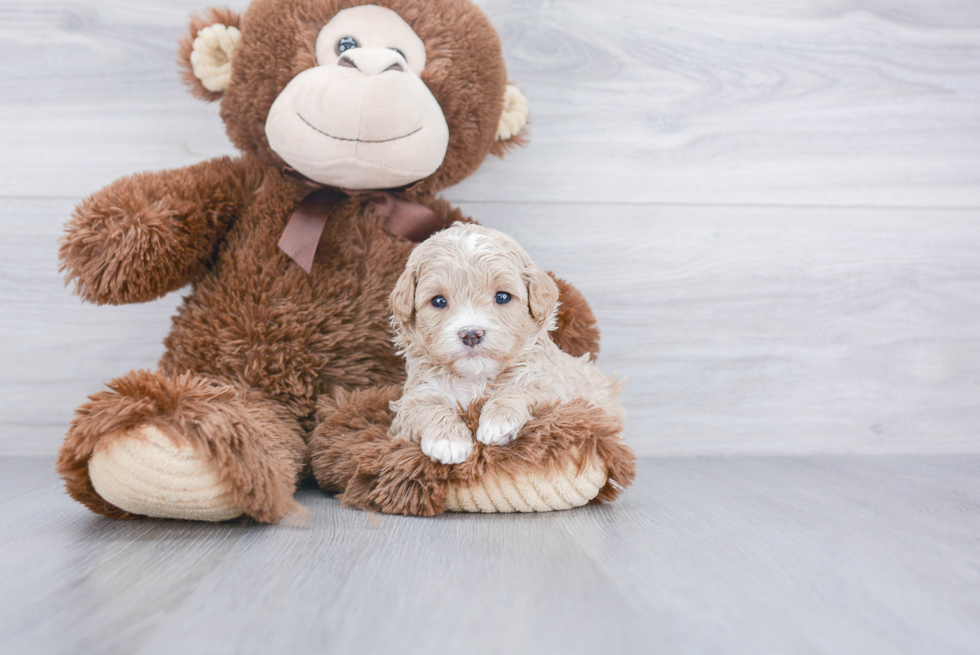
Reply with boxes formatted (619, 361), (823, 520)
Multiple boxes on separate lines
(458, 328), (485, 347)
(338, 49), (407, 76)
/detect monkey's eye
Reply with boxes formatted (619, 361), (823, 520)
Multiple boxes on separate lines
(390, 47), (406, 61)
(336, 37), (359, 55)
(431, 295), (448, 309)
(494, 292), (512, 305)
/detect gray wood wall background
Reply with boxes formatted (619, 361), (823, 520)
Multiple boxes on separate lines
(1, 0), (978, 456)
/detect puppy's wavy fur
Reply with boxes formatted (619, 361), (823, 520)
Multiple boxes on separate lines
(388, 223), (625, 464)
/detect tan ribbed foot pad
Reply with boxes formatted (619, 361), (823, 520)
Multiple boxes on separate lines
(444, 456), (607, 513)
(88, 425), (244, 522)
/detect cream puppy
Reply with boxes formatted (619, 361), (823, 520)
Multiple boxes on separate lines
(388, 223), (624, 464)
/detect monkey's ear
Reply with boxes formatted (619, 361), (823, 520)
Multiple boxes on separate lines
(491, 84), (530, 156)
(390, 267), (418, 327)
(178, 8), (242, 102)
(526, 266), (560, 326)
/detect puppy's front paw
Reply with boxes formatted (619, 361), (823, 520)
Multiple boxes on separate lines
(476, 411), (526, 446)
(421, 435), (473, 465)
(420, 421), (473, 465)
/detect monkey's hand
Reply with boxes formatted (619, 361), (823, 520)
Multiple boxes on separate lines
(60, 156), (257, 305)
(548, 274), (601, 360)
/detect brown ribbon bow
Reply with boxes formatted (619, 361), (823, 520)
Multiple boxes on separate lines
(277, 172), (449, 274)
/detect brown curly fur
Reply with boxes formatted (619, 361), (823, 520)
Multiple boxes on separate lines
(59, 156), (260, 305)
(56, 0), (603, 523)
(548, 277), (601, 361)
(309, 386), (636, 516)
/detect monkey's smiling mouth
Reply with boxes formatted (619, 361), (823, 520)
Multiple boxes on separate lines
(297, 113), (422, 144)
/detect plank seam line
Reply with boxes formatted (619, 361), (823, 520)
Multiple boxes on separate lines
(5, 195), (979, 212)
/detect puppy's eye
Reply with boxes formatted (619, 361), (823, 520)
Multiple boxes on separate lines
(390, 47), (406, 60)
(336, 37), (359, 55)
(494, 292), (512, 305)
(431, 295), (448, 309)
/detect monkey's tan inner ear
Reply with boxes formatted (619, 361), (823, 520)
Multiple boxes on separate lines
(496, 84), (529, 141)
(190, 24), (241, 93)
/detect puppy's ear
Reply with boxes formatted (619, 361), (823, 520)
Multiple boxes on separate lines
(526, 267), (560, 324)
(390, 267), (418, 326)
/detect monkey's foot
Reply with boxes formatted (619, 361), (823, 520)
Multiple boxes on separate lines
(88, 425), (244, 522)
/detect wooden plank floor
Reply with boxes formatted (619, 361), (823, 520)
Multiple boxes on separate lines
(1, 456), (979, 655)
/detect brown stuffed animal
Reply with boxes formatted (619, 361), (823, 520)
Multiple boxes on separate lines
(55, 0), (624, 523)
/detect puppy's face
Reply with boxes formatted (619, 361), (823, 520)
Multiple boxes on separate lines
(391, 224), (560, 378)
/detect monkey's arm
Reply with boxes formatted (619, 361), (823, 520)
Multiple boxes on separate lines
(60, 156), (259, 305)
(547, 274), (601, 360)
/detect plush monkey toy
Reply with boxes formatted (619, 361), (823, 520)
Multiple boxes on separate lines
(56, 0), (632, 522)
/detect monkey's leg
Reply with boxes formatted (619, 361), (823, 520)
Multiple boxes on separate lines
(57, 369), (306, 523)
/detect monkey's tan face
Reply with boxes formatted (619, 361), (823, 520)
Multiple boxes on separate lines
(265, 5), (450, 189)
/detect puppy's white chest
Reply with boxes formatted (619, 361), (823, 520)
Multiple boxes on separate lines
(426, 374), (486, 409)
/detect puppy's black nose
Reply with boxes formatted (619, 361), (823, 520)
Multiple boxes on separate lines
(459, 328), (485, 347)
